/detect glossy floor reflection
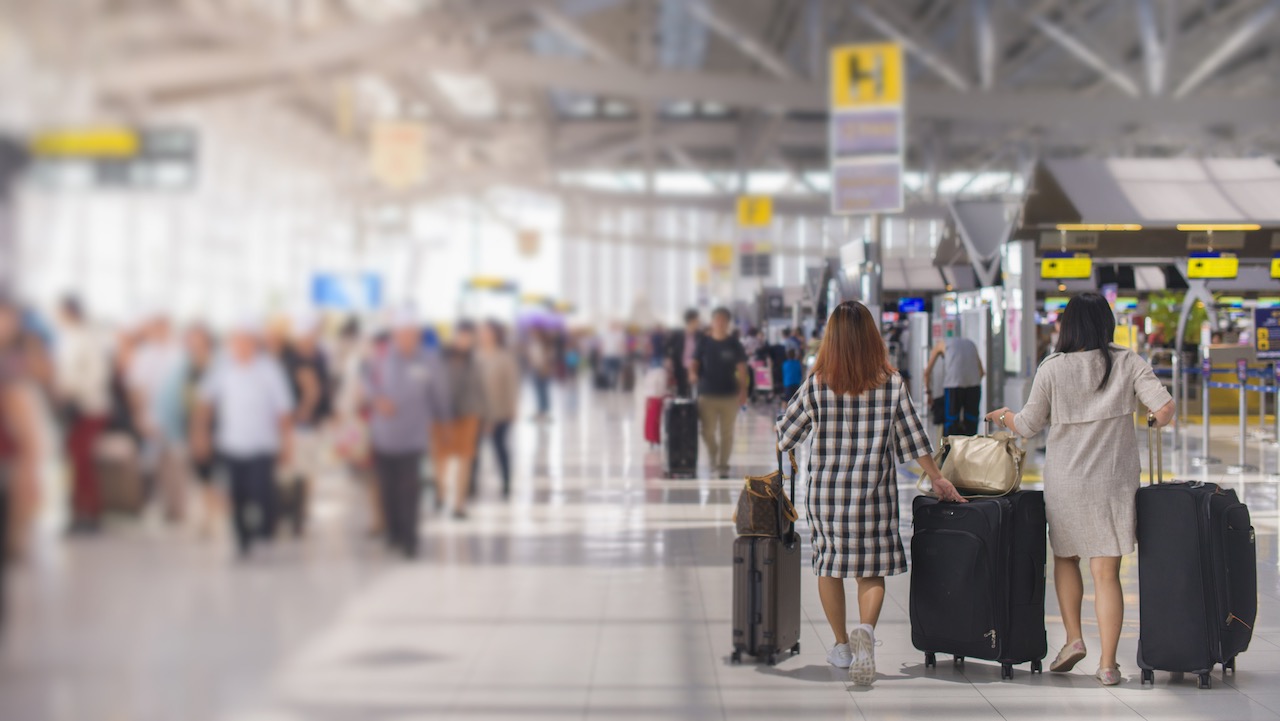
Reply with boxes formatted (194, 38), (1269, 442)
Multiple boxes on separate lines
(2, 383), (1280, 720)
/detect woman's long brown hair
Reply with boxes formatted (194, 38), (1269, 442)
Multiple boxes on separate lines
(811, 301), (894, 396)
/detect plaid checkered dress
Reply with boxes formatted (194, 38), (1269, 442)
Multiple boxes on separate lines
(777, 373), (933, 578)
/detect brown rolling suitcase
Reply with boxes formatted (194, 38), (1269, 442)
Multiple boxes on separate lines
(95, 432), (144, 515)
(730, 430), (802, 665)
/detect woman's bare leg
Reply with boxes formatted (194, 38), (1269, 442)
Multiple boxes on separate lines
(855, 577), (886, 627)
(817, 576), (849, 644)
(1055, 555), (1084, 643)
(1090, 556), (1123, 669)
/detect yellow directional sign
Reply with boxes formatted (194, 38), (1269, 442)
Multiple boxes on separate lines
(830, 43), (904, 109)
(31, 128), (139, 158)
(1040, 254), (1093, 279)
(1271, 257), (1280, 279)
(1186, 254), (1238, 279)
(736, 196), (773, 227)
(708, 243), (734, 270)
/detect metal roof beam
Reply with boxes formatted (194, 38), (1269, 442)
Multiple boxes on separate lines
(849, 2), (972, 91)
(1136, 0), (1166, 95)
(533, 5), (626, 66)
(686, 0), (796, 80)
(1025, 12), (1141, 97)
(1173, 1), (1280, 98)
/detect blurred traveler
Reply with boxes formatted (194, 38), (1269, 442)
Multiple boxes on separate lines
(475, 321), (520, 499)
(777, 301), (959, 685)
(926, 335), (985, 436)
(600, 321), (627, 390)
(181, 324), (222, 538)
(364, 313), (448, 557)
(985, 292), (1175, 686)
(128, 314), (187, 521)
(742, 328), (762, 359)
(0, 296), (41, 588)
(437, 322), (486, 519)
(333, 319), (380, 536)
(53, 296), (110, 533)
(666, 309), (702, 398)
(808, 328), (822, 357)
(781, 349), (803, 402)
(690, 307), (747, 478)
(527, 330), (553, 421)
(193, 321), (294, 559)
(647, 324), (666, 368)
(280, 311), (333, 537)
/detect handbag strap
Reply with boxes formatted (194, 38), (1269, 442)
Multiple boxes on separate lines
(775, 412), (798, 537)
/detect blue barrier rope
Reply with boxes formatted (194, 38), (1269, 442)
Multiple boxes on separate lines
(1153, 367), (1278, 378)
(1205, 381), (1279, 393)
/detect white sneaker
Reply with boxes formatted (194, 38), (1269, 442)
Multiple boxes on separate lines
(826, 642), (853, 669)
(849, 626), (876, 686)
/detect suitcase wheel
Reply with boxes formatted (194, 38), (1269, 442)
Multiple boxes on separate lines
(924, 652), (936, 669)
(1198, 673), (1212, 690)
(790, 642), (801, 656)
(1224, 657), (1236, 673)
(730, 651), (742, 665)
(953, 656), (965, 669)
(1031, 660), (1043, 675)
(766, 652), (780, 666)
(1001, 663), (1014, 680)
(1141, 669), (1155, 686)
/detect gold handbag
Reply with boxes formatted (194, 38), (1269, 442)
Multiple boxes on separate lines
(734, 450), (799, 538)
(920, 431), (1025, 498)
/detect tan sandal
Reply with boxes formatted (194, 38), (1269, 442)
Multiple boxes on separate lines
(1050, 639), (1087, 673)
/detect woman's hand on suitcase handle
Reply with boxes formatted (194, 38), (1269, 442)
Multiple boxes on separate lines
(918, 454), (966, 503)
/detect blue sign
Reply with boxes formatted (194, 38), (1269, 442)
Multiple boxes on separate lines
(1237, 358), (1248, 383)
(1202, 357), (1212, 377)
(898, 297), (925, 314)
(311, 273), (382, 311)
(1255, 308), (1280, 361)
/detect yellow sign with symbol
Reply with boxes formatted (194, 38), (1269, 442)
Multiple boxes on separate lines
(1186, 254), (1238, 279)
(736, 196), (773, 228)
(1271, 257), (1280, 279)
(708, 243), (734, 270)
(1040, 254), (1093, 279)
(830, 43), (904, 109)
(1259, 327), (1270, 352)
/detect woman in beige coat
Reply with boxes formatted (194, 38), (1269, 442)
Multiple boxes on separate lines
(986, 292), (1174, 685)
(475, 321), (520, 499)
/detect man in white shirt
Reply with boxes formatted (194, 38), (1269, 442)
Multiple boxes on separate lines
(599, 322), (628, 390)
(193, 321), (294, 558)
(54, 296), (111, 532)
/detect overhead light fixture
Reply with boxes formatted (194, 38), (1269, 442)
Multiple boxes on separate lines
(1176, 224), (1261, 232)
(1054, 223), (1143, 231)
(1057, 284), (1067, 292)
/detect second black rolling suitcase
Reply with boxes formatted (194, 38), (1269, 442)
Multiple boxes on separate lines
(910, 490), (1048, 678)
(661, 397), (698, 478)
(1137, 415), (1257, 689)
(730, 440), (801, 666)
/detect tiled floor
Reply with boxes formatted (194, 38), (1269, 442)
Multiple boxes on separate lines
(2, 381), (1280, 720)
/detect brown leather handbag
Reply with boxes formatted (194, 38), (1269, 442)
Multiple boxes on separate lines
(734, 448), (799, 538)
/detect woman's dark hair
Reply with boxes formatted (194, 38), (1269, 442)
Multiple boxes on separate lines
(1057, 292), (1117, 391)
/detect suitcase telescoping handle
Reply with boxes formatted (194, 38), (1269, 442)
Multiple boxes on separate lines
(1147, 412), (1162, 485)
(775, 413), (798, 536)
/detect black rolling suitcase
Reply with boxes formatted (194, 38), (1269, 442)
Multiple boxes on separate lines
(731, 441), (801, 666)
(661, 397), (698, 478)
(1137, 414), (1256, 689)
(910, 490), (1048, 678)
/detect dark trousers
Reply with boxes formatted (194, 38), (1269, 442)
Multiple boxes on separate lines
(944, 386), (983, 436)
(467, 421), (511, 499)
(224, 454), (278, 556)
(66, 415), (107, 522)
(373, 451), (423, 557)
(533, 376), (550, 415)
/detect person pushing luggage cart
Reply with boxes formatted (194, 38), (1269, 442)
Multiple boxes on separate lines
(777, 301), (961, 686)
(985, 292), (1174, 686)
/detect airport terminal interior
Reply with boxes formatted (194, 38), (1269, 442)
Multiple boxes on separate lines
(1, 1), (1280, 719)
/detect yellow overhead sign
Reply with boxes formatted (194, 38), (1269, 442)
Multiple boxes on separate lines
(736, 196), (772, 227)
(1040, 254), (1093, 279)
(830, 43), (904, 109)
(31, 128), (139, 158)
(1187, 254), (1238, 279)
(708, 243), (734, 269)
(1271, 257), (1280, 279)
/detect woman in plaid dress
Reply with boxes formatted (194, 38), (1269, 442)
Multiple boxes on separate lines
(778, 301), (963, 685)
